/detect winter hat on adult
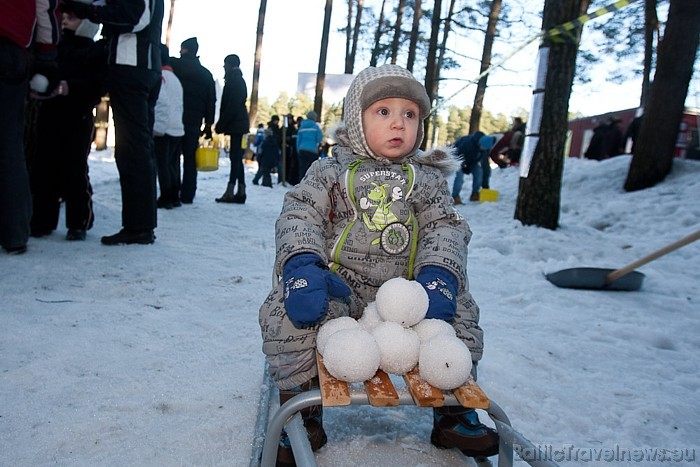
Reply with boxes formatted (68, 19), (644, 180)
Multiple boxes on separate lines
(306, 111), (318, 122)
(181, 37), (198, 55)
(337, 64), (431, 160)
(75, 19), (99, 39)
(224, 54), (240, 68)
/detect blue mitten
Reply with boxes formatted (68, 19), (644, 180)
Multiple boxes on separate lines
(417, 266), (459, 321)
(283, 254), (352, 328)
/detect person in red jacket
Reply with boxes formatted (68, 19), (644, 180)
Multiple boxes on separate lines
(0, 0), (62, 254)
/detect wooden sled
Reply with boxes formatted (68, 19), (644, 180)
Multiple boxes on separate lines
(258, 353), (558, 467)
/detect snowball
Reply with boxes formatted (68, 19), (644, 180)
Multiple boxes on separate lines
(372, 321), (420, 375)
(375, 277), (429, 327)
(316, 316), (359, 356)
(412, 319), (456, 342)
(418, 335), (473, 390)
(29, 74), (49, 93)
(322, 328), (381, 382)
(357, 301), (383, 332)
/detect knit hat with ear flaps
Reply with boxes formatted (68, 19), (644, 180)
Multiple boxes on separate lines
(341, 64), (431, 160)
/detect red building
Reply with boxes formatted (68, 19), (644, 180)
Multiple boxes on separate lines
(566, 107), (700, 159)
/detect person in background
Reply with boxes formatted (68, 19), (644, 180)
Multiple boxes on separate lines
(153, 44), (184, 210)
(625, 109), (644, 154)
(29, 12), (106, 241)
(283, 113), (299, 185)
(451, 131), (485, 204)
(256, 129), (281, 188)
(296, 110), (324, 181)
(215, 54), (250, 204)
(259, 64), (497, 466)
(584, 119), (610, 160)
(1, 0), (62, 254)
(62, 0), (164, 246)
(507, 117), (526, 165)
(603, 116), (624, 158)
(170, 37), (216, 204)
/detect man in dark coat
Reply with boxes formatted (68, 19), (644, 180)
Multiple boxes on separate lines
(170, 37), (216, 204)
(62, 0), (165, 246)
(214, 54), (249, 204)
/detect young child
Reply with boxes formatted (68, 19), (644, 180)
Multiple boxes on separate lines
(259, 64), (498, 465)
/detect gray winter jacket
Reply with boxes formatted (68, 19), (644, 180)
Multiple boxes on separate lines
(259, 141), (484, 389)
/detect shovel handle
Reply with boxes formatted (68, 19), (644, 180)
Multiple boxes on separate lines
(605, 229), (700, 283)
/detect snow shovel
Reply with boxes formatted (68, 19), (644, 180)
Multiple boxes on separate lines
(546, 229), (700, 291)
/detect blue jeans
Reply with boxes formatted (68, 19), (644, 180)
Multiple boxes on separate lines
(452, 164), (482, 198)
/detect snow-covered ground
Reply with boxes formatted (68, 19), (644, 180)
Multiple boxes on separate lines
(1, 150), (698, 466)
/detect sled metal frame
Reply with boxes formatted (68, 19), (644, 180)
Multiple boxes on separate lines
(258, 387), (558, 467)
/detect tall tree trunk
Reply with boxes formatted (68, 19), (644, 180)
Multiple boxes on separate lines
(625, 0), (700, 191)
(249, 0), (267, 128)
(345, 0), (354, 73)
(514, 0), (590, 230)
(349, 0), (364, 73)
(407, 0), (422, 72)
(422, 0), (443, 149)
(431, 0), (455, 147)
(314, 0), (334, 119)
(640, 0), (659, 107)
(370, 0), (387, 67)
(391, 0), (407, 64)
(165, 0), (176, 47)
(468, 0), (502, 133)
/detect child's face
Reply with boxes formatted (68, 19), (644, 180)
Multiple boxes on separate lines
(362, 97), (420, 159)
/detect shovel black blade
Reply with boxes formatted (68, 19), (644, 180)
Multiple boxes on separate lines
(546, 267), (645, 291)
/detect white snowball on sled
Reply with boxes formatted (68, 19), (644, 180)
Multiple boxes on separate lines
(358, 301), (383, 332)
(375, 277), (429, 327)
(412, 318), (456, 342)
(419, 335), (472, 390)
(316, 316), (359, 356)
(322, 328), (381, 382)
(372, 321), (420, 375)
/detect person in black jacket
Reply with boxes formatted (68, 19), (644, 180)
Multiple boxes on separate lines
(61, 0), (164, 245)
(170, 37), (216, 204)
(214, 54), (250, 204)
(29, 14), (106, 241)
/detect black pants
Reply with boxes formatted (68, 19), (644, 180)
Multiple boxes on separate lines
(30, 103), (95, 233)
(108, 65), (160, 231)
(155, 134), (182, 204)
(179, 126), (200, 203)
(228, 133), (245, 186)
(0, 38), (31, 249)
(297, 150), (319, 181)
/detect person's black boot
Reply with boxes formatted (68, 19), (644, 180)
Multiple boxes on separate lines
(101, 229), (155, 245)
(430, 406), (499, 458)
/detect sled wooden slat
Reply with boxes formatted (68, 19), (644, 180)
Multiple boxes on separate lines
(364, 370), (400, 407)
(316, 354), (351, 406)
(316, 352), (489, 410)
(403, 367), (445, 407)
(453, 379), (490, 409)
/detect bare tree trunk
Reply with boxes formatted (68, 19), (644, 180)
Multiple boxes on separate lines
(406, 0), (422, 72)
(422, 0), (443, 149)
(468, 0), (502, 133)
(514, 0), (590, 230)
(370, 0), (387, 67)
(249, 0), (267, 128)
(314, 0), (334, 119)
(344, 0), (364, 74)
(640, 0), (659, 108)
(165, 0), (175, 47)
(344, 0), (354, 73)
(625, 0), (700, 191)
(431, 0), (455, 147)
(390, 0), (407, 64)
